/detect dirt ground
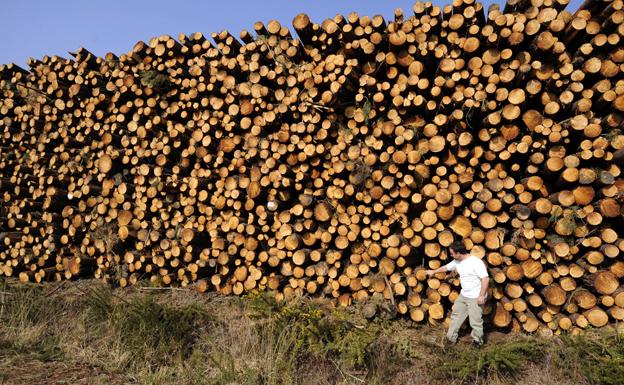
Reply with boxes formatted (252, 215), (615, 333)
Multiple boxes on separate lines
(0, 360), (131, 385)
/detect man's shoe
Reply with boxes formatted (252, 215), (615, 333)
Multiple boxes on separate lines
(471, 340), (483, 349)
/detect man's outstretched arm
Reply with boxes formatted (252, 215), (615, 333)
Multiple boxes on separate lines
(425, 266), (448, 277)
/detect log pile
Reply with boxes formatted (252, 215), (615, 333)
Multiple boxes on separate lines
(1, 0), (624, 334)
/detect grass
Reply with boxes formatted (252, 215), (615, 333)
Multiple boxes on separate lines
(0, 279), (622, 385)
(0, 284), (67, 363)
(0, 334), (64, 362)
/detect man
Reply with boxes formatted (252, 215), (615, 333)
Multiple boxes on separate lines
(425, 241), (489, 347)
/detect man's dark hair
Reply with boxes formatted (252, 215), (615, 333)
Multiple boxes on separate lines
(449, 241), (468, 254)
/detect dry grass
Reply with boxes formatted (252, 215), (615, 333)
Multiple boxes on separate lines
(0, 279), (622, 385)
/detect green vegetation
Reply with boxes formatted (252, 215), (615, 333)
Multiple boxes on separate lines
(245, 292), (380, 366)
(0, 284), (67, 362)
(139, 70), (173, 92)
(81, 285), (208, 366)
(0, 279), (622, 385)
(440, 337), (549, 380)
(557, 332), (624, 385)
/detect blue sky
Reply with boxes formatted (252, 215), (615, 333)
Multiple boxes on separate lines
(2, 0), (584, 66)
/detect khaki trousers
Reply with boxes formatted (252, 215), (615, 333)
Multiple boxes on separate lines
(446, 294), (484, 344)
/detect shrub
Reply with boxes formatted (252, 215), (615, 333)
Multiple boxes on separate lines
(245, 293), (386, 369)
(557, 331), (624, 385)
(440, 337), (548, 381)
(81, 286), (208, 367)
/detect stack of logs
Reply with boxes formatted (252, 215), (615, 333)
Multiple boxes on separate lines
(1, 0), (624, 334)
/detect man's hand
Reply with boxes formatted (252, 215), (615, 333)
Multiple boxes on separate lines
(424, 266), (447, 277)
(478, 277), (489, 305)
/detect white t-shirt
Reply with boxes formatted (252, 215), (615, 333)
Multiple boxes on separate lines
(444, 255), (489, 299)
